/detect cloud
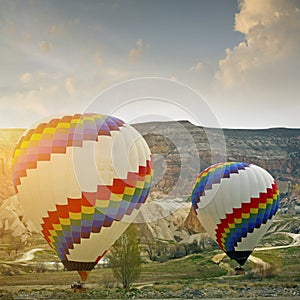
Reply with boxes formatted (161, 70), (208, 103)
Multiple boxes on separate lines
(48, 23), (67, 37)
(65, 77), (75, 95)
(129, 39), (148, 62)
(215, 0), (300, 88)
(190, 62), (206, 72)
(49, 25), (57, 35)
(104, 67), (136, 81)
(20, 73), (33, 84)
(1, 71), (76, 126)
(15, 88), (52, 117)
(94, 50), (103, 66)
(190, 62), (214, 74)
(0, 66), (136, 127)
(210, 0), (300, 128)
(39, 41), (53, 53)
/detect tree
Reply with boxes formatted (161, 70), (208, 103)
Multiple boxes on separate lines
(109, 224), (142, 289)
(9, 235), (25, 255)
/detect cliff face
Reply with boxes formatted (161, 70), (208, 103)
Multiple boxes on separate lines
(0, 129), (25, 202)
(223, 127), (299, 184)
(134, 122), (300, 199)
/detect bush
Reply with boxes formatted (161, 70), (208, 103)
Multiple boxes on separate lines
(197, 261), (227, 278)
(35, 262), (47, 273)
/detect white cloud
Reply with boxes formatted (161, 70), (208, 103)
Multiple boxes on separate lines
(129, 39), (146, 62)
(65, 77), (75, 95)
(94, 50), (103, 66)
(39, 41), (53, 53)
(1, 72), (80, 127)
(190, 62), (206, 72)
(215, 0), (300, 88)
(48, 23), (67, 37)
(103, 67), (136, 82)
(189, 62), (214, 74)
(0, 66), (137, 127)
(15, 88), (52, 117)
(49, 25), (57, 35)
(20, 72), (33, 84)
(207, 0), (300, 128)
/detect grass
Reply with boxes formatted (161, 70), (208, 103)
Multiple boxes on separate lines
(1, 215), (300, 298)
(260, 232), (293, 246)
(0, 248), (299, 299)
(1, 245), (299, 286)
(252, 247), (300, 281)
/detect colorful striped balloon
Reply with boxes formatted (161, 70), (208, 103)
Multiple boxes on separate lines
(191, 162), (280, 265)
(12, 113), (153, 280)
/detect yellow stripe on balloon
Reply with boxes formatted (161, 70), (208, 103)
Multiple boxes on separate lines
(20, 141), (29, 149)
(83, 115), (94, 121)
(13, 149), (20, 158)
(110, 193), (123, 202)
(234, 218), (242, 224)
(136, 180), (144, 189)
(31, 133), (42, 141)
(250, 208), (258, 214)
(242, 213), (250, 219)
(48, 236), (55, 243)
(96, 199), (110, 208)
(71, 119), (83, 124)
(49, 229), (57, 237)
(124, 186), (135, 195)
(57, 122), (71, 129)
(145, 174), (153, 182)
(60, 218), (70, 226)
(43, 127), (56, 134)
(69, 212), (81, 220)
(259, 203), (267, 209)
(53, 223), (62, 231)
(82, 206), (95, 214)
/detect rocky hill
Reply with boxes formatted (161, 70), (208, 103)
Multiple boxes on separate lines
(134, 121), (300, 211)
(0, 122), (299, 241)
(0, 129), (24, 202)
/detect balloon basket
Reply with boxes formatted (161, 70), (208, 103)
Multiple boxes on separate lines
(234, 266), (245, 275)
(71, 281), (86, 293)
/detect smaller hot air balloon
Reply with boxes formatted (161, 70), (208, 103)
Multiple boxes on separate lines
(191, 162), (280, 265)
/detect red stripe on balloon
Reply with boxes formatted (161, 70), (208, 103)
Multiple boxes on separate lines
(215, 182), (278, 250)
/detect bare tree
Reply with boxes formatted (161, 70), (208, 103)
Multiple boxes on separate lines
(143, 237), (155, 260)
(10, 235), (25, 255)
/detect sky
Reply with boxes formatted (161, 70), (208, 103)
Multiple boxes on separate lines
(0, 0), (299, 129)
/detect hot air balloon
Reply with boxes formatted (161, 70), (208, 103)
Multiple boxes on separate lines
(191, 162), (280, 266)
(12, 113), (153, 281)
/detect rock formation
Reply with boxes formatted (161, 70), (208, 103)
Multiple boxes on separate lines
(0, 122), (299, 240)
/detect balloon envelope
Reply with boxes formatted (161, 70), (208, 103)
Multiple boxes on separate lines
(191, 162), (280, 265)
(12, 113), (153, 279)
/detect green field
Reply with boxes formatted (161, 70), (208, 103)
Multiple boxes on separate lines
(1, 214), (300, 298)
(1, 245), (300, 299)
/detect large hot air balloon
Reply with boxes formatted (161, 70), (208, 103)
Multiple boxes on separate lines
(12, 113), (153, 281)
(191, 162), (280, 265)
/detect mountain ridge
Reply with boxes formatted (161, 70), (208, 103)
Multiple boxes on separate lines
(0, 121), (299, 241)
